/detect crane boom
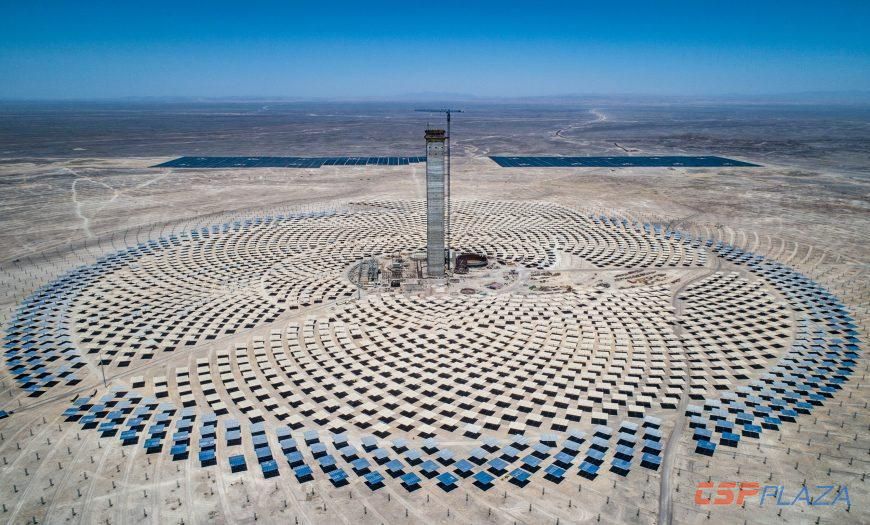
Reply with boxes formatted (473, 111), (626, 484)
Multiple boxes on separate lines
(414, 108), (464, 114)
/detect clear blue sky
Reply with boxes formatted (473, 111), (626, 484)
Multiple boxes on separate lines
(1, 0), (868, 99)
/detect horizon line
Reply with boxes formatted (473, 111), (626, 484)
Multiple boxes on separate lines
(1, 90), (870, 105)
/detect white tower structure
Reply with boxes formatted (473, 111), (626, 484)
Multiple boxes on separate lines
(425, 128), (447, 278)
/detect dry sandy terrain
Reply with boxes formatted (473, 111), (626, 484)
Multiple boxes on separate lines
(0, 103), (867, 525)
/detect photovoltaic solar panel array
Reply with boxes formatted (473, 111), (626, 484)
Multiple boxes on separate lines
(153, 156), (427, 168)
(153, 155), (759, 169)
(489, 156), (760, 168)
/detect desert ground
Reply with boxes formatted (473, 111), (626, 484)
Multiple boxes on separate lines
(0, 102), (867, 525)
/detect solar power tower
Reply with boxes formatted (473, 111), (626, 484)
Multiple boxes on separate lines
(424, 128), (447, 278)
(415, 108), (462, 271)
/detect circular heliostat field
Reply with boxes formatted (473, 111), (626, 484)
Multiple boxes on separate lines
(2, 200), (857, 506)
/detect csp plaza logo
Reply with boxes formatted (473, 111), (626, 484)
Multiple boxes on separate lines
(694, 481), (851, 507)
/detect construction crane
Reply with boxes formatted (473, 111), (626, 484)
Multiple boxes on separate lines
(414, 108), (463, 270)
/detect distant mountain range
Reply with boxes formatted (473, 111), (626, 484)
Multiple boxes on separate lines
(4, 91), (870, 105)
